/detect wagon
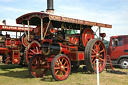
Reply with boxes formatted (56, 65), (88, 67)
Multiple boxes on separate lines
(16, 12), (112, 81)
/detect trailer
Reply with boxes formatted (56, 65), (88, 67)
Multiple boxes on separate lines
(16, 11), (112, 80)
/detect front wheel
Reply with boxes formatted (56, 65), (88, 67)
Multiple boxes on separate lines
(119, 59), (128, 69)
(51, 54), (71, 81)
(28, 54), (48, 78)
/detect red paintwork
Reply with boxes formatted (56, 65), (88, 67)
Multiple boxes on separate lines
(0, 48), (8, 54)
(26, 41), (41, 64)
(50, 28), (58, 34)
(82, 28), (94, 46)
(31, 55), (48, 77)
(12, 51), (20, 64)
(68, 52), (77, 61)
(108, 35), (128, 60)
(41, 39), (53, 44)
(68, 51), (84, 61)
(53, 55), (71, 80)
(78, 53), (84, 60)
(69, 36), (79, 45)
(17, 11), (111, 80)
(5, 38), (21, 49)
(0, 24), (35, 64)
(59, 43), (78, 54)
(90, 40), (106, 72)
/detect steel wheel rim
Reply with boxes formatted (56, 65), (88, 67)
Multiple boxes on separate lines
(54, 56), (70, 80)
(27, 43), (41, 63)
(31, 55), (47, 77)
(91, 40), (106, 72)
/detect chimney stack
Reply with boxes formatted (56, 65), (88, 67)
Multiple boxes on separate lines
(46, 0), (54, 14)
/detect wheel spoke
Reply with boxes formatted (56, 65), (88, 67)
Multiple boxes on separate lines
(92, 59), (96, 64)
(59, 71), (62, 77)
(28, 55), (32, 58)
(64, 61), (67, 66)
(92, 49), (97, 54)
(61, 58), (64, 64)
(32, 65), (37, 69)
(64, 66), (68, 68)
(91, 55), (96, 58)
(59, 59), (62, 65)
(54, 67), (60, 70)
(95, 45), (100, 52)
(30, 49), (37, 54)
(91, 51), (96, 54)
(28, 52), (34, 55)
(99, 58), (104, 62)
(36, 46), (39, 53)
(99, 63), (102, 70)
(91, 58), (94, 61)
(98, 42), (101, 46)
(55, 70), (59, 75)
(100, 54), (103, 57)
(55, 62), (60, 66)
(63, 69), (67, 73)
(100, 49), (105, 53)
(61, 72), (64, 77)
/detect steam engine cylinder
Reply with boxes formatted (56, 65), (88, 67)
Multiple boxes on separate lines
(41, 43), (61, 56)
(41, 43), (71, 56)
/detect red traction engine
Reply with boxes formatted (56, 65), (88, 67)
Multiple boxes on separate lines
(0, 25), (33, 65)
(16, 12), (112, 81)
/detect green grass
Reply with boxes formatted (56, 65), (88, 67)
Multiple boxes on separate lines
(0, 64), (128, 85)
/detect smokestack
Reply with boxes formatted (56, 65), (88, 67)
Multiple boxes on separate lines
(46, 0), (54, 14)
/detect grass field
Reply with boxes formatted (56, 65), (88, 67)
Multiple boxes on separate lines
(0, 64), (128, 85)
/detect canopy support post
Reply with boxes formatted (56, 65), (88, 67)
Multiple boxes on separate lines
(41, 18), (44, 40)
(22, 23), (27, 36)
(27, 20), (30, 41)
(16, 31), (17, 38)
(43, 19), (51, 39)
(99, 27), (101, 39)
(20, 31), (21, 37)
(80, 25), (82, 34)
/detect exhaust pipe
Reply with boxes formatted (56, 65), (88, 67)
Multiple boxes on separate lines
(46, 0), (54, 14)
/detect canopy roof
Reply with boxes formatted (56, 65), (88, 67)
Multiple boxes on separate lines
(16, 12), (112, 28)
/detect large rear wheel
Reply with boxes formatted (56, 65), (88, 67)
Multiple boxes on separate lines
(24, 41), (41, 64)
(51, 54), (71, 81)
(85, 39), (106, 73)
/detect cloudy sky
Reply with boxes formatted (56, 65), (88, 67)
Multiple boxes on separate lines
(0, 0), (128, 40)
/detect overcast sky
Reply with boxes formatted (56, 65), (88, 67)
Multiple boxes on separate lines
(0, 0), (128, 40)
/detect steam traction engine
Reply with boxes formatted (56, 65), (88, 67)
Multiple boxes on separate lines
(0, 25), (33, 65)
(16, 12), (112, 81)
